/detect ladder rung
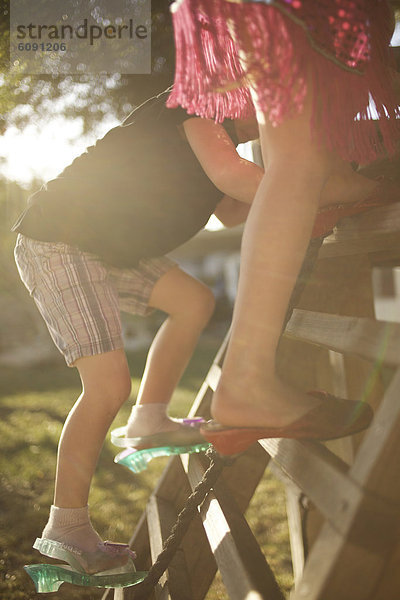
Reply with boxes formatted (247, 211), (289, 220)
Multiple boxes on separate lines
(319, 203), (400, 259)
(286, 309), (400, 367)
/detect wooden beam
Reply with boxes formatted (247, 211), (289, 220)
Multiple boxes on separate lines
(129, 511), (151, 567)
(285, 484), (306, 586)
(205, 364), (221, 393)
(350, 368), (400, 503)
(151, 457), (217, 600)
(173, 445), (269, 600)
(120, 512), (153, 600)
(289, 370), (400, 600)
(319, 204), (400, 259)
(146, 495), (192, 600)
(285, 309), (400, 367)
(181, 453), (284, 600)
(258, 438), (367, 531)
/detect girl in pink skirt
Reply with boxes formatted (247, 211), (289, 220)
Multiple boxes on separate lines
(168, 0), (400, 453)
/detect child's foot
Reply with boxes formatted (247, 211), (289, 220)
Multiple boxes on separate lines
(212, 376), (322, 430)
(125, 402), (185, 438)
(41, 505), (102, 553)
(205, 375), (373, 454)
(110, 402), (205, 450)
(39, 505), (134, 574)
(33, 537), (136, 575)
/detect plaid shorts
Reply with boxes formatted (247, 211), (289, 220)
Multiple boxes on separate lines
(14, 234), (176, 366)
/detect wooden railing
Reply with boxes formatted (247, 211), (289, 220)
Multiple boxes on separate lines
(103, 198), (400, 600)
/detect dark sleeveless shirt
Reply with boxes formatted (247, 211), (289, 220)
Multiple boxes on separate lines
(12, 88), (239, 268)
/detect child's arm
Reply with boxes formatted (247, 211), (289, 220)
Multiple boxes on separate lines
(183, 117), (264, 205)
(214, 195), (251, 227)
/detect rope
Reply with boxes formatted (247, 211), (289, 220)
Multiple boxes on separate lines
(133, 448), (235, 599)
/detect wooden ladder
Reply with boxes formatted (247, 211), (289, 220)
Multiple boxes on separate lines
(103, 199), (400, 600)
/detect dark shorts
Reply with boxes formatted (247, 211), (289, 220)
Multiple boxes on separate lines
(14, 235), (176, 366)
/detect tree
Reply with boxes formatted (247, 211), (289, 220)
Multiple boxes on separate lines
(1, 0), (176, 135)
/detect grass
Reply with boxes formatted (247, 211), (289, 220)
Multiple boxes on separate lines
(0, 335), (293, 599)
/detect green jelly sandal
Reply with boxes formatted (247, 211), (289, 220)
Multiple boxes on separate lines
(25, 537), (146, 593)
(24, 562), (147, 593)
(115, 442), (210, 473)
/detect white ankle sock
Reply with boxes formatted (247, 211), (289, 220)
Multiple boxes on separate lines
(126, 403), (181, 438)
(41, 505), (102, 553)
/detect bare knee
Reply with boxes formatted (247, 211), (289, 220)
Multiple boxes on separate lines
(192, 283), (216, 326)
(88, 373), (131, 417)
(99, 372), (132, 408)
(150, 267), (216, 329)
(76, 350), (132, 411)
(176, 280), (216, 328)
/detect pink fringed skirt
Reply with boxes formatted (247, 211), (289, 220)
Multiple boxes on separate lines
(167, 0), (400, 164)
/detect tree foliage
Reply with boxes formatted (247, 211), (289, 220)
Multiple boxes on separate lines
(0, 0), (176, 135)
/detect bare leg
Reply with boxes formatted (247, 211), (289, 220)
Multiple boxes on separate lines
(39, 349), (133, 557)
(212, 100), (337, 428)
(54, 349), (131, 508)
(136, 266), (215, 407)
(125, 267), (215, 437)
